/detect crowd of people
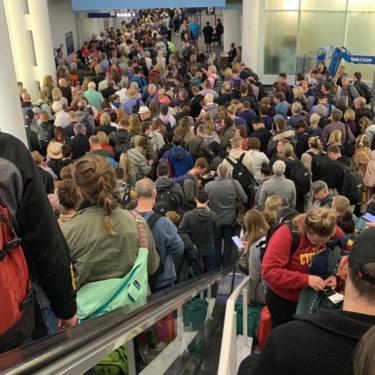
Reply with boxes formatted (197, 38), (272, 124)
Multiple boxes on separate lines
(2, 8), (375, 375)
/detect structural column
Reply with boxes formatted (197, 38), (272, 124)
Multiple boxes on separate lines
(4, 0), (39, 100)
(241, 0), (261, 72)
(28, 0), (56, 85)
(78, 13), (104, 46)
(0, 0), (28, 145)
(223, 9), (241, 54)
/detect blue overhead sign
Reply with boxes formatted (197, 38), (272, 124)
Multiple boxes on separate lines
(71, 0), (226, 11)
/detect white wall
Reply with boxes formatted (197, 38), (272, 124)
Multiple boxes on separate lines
(47, 0), (79, 56)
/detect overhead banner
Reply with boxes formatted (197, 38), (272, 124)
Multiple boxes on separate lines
(72, 0), (225, 11)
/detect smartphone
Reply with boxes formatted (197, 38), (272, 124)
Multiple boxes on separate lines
(231, 236), (244, 249)
(362, 212), (375, 223)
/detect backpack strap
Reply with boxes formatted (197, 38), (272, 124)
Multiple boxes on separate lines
(146, 213), (162, 230)
(224, 156), (236, 168)
(287, 221), (301, 255)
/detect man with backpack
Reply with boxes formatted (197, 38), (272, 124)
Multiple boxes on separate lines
(353, 71), (372, 104)
(154, 163), (185, 215)
(179, 157), (209, 210)
(240, 228), (375, 375)
(223, 135), (256, 208)
(326, 145), (362, 206)
(205, 163), (247, 268)
(134, 178), (184, 292)
(179, 190), (219, 275)
(0, 132), (77, 352)
(109, 119), (131, 161)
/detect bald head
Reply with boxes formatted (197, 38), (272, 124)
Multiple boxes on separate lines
(135, 178), (156, 199)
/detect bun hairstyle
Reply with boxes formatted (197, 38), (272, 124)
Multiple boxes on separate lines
(72, 156), (118, 235)
(308, 136), (322, 152)
(303, 207), (336, 238)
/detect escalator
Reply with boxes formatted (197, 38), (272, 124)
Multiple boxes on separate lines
(0, 267), (242, 375)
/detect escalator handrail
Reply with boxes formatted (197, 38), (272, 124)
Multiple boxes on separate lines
(0, 267), (231, 375)
(218, 275), (251, 375)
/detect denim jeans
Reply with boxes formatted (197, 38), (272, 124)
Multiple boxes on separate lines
(214, 224), (235, 268)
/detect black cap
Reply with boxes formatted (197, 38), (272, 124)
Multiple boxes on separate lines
(349, 228), (375, 284)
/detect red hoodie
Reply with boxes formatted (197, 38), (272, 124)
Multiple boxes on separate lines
(262, 223), (343, 302)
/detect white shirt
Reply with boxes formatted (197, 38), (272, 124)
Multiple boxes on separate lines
(247, 150), (270, 182)
(54, 110), (70, 128)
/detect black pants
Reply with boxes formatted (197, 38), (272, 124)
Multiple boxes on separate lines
(266, 288), (297, 329)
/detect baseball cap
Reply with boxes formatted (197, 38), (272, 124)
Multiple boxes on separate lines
(138, 106), (150, 115)
(349, 228), (375, 284)
(32, 107), (42, 114)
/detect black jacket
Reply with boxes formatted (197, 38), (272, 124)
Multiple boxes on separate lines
(324, 156), (351, 192)
(249, 128), (271, 154)
(68, 134), (90, 160)
(36, 167), (54, 195)
(0, 132), (76, 320)
(94, 124), (117, 136)
(240, 310), (375, 375)
(179, 208), (219, 254)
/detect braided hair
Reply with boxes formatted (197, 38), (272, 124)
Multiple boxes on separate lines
(72, 155), (118, 235)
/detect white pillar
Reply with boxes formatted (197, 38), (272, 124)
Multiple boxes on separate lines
(241, 0), (262, 72)
(4, 0), (39, 100)
(28, 0), (56, 86)
(0, 0), (28, 145)
(223, 9), (241, 54)
(78, 13), (102, 46)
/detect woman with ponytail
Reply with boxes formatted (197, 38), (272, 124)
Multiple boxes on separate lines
(61, 155), (160, 289)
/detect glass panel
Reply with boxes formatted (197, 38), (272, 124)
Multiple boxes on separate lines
(300, 0), (347, 11)
(266, 0), (299, 10)
(264, 11), (298, 74)
(298, 12), (346, 55)
(348, 0), (375, 11)
(345, 12), (375, 81)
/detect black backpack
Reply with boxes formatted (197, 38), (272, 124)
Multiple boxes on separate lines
(232, 79), (242, 99)
(112, 131), (131, 161)
(337, 160), (362, 205)
(259, 220), (300, 263)
(154, 188), (181, 215)
(225, 154), (256, 208)
(288, 159), (311, 195)
(307, 152), (331, 182)
(146, 213), (164, 291)
(132, 99), (141, 114)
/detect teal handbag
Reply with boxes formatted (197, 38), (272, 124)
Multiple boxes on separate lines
(77, 211), (150, 322)
(77, 247), (149, 322)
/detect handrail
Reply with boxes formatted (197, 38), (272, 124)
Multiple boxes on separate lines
(217, 275), (251, 375)
(0, 267), (231, 375)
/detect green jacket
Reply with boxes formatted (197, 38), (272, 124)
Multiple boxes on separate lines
(62, 206), (159, 289)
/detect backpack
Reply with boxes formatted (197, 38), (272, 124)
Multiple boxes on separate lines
(37, 122), (54, 143)
(225, 153), (256, 208)
(154, 188), (181, 215)
(0, 201), (33, 351)
(232, 79), (242, 99)
(337, 160), (362, 205)
(288, 159), (311, 195)
(146, 213), (164, 291)
(112, 131), (131, 161)
(356, 82), (372, 104)
(259, 219), (300, 263)
(307, 152), (331, 182)
(132, 99), (141, 115)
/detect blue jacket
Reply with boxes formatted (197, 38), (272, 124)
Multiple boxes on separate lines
(135, 210), (184, 288)
(167, 146), (194, 177)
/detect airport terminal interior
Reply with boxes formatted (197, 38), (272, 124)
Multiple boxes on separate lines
(1, 0), (375, 374)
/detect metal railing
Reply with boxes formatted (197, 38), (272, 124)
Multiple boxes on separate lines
(0, 267), (231, 375)
(217, 275), (251, 375)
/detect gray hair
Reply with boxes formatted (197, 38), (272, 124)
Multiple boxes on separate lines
(135, 178), (156, 199)
(272, 160), (286, 176)
(74, 123), (86, 135)
(291, 102), (302, 114)
(217, 163), (229, 178)
(311, 180), (329, 194)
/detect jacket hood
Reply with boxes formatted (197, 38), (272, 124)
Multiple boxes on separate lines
(194, 208), (213, 223)
(273, 129), (295, 142)
(297, 310), (375, 340)
(155, 177), (174, 189)
(169, 146), (187, 160)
